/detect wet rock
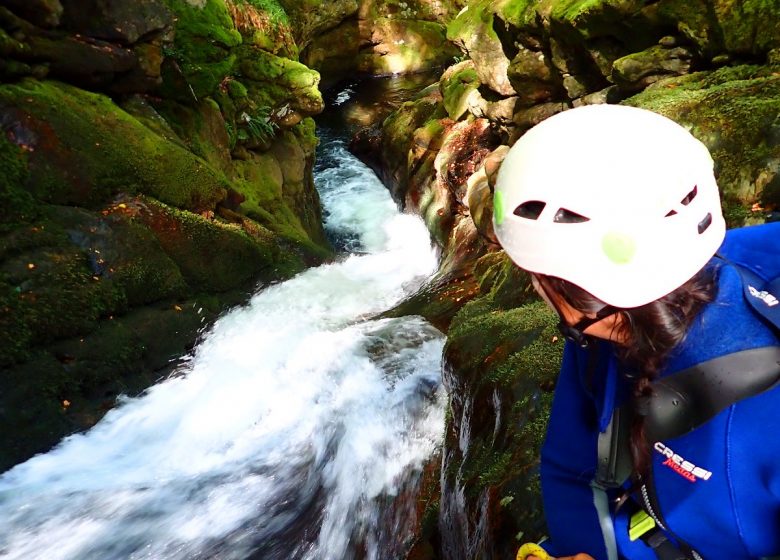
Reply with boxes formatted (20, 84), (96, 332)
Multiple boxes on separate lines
(440, 297), (561, 558)
(465, 145), (508, 244)
(612, 44), (695, 92)
(436, 118), (500, 209)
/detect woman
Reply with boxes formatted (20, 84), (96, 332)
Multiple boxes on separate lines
(491, 104), (780, 559)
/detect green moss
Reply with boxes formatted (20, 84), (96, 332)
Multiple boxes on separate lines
(161, 0), (242, 99)
(0, 214), (127, 366)
(0, 79), (229, 211)
(656, 0), (780, 57)
(447, 0), (495, 45)
(442, 296), (560, 539)
(440, 62), (481, 120)
(496, 0), (542, 29)
(238, 46), (323, 115)
(293, 116), (318, 154)
(726, 0), (780, 54)
(231, 0), (297, 57)
(241, 0), (289, 25)
(227, 78), (249, 99)
(140, 197), (285, 292)
(0, 132), (36, 233)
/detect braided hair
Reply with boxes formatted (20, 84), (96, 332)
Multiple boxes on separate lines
(535, 266), (718, 481)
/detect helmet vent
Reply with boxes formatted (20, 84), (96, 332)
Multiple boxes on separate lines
(681, 185), (698, 206)
(514, 200), (546, 220)
(665, 186), (699, 217)
(697, 212), (713, 234)
(553, 208), (590, 223)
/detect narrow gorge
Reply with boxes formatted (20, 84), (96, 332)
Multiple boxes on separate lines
(1, 0), (779, 558)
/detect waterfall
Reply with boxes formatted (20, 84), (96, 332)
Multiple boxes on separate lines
(0, 117), (445, 560)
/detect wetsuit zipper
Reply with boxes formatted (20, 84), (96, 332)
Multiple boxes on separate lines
(640, 481), (703, 560)
(640, 483), (667, 530)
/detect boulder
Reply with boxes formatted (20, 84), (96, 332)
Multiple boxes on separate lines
(612, 43), (695, 92)
(238, 46), (324, 116)
(447, 0), (516, 97)
(0, 79), (229, 211)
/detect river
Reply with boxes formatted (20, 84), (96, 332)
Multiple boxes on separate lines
(0, 83), (446, 560)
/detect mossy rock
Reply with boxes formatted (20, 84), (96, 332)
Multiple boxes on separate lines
(300, 19), (361, 88)
(229, 0), (297, 58)
(624, 65), (780, 224)
(126, 196), (291, 293)
(277, 0), (359, 47)
(237, 46), (323, 115)
(440, 60), (482, 120)
(0, 79), (229, 211)
(441, 297), (562, 554)
(0, 211), (127, 366)
(0, 130), (36, 233)
(0, 288), (250, 471)
(447, 0), (515, 96)
(656, 0), (780, 58)
(496, 0), (548, 31)
(152, 97), (233, 174)
(159, 0), (242, 99)
(379, 94), (447, 200)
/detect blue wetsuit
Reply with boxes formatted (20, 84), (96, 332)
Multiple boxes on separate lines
(540, 223), (780, 559)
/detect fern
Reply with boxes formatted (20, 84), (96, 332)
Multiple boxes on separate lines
(238, 107), (278, 144)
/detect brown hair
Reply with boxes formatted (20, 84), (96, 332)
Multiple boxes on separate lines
(535, 267), (718, 482)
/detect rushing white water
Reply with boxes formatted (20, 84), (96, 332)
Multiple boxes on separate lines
(0, 128), (445, 560)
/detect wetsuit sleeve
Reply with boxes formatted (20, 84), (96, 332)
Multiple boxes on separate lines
(540, 343), (618, 559)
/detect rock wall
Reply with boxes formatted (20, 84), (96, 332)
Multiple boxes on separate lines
(0, 0), (339, 471)
(354, 0), (780, 557)
(300, 0), (462, 88)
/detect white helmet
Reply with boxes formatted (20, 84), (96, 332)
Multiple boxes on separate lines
(493, 104), (725, 308)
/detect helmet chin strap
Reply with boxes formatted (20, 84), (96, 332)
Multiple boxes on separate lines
(560, 305), (619, 348)
(532, 274), (619, 347)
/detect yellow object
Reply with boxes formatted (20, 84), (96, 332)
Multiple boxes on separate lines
(629, 510), (657, 541)
(517, 542), (553, 560)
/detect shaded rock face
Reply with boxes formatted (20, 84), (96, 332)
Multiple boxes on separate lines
(300, 0), (461, 88)
(0, 0), (334, 470)
(351, 0), (780, 558)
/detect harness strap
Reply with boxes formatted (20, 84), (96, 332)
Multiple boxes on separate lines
(641, 346), (780, 442)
